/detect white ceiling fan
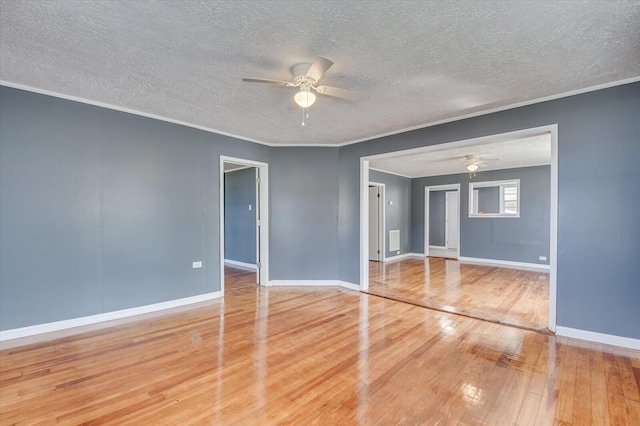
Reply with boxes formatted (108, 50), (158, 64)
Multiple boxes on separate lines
(243, 56), (362, 125)
(456, 154), (500, 177)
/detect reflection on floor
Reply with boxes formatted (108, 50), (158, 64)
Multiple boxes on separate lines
(225, 265), (258, 294)
(368, 257), (549, 332)
(2, 277), (637, 424)
(428, 246), (458, 259)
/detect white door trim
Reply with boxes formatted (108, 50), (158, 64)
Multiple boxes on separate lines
(360, 161), (370, 290)
(255, 167), (261, 284)
(424, 184), (460, 258)
(360, 124), (558, 332)
(220, 156), (269, 292)
(369, 182), (386, 261)
(549, 127), (558, 332)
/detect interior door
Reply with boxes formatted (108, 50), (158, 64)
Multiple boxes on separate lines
(445, 191), (459, 249)
(369, 186), (380, 261)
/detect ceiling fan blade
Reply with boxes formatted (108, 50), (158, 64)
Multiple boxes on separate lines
(315, 85), (362, 102)
(242, 78), (295, 87)
(305, 57), (334, 82)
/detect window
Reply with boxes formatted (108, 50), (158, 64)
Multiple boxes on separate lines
(501, 182), (518, 215)
(469, 179), (520, 218)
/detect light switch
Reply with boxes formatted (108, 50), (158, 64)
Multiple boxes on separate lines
(192, 261), (203, 268)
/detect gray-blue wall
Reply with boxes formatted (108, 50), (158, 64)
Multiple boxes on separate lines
(369, 170), (412, 257)
(224, 168), (256, 265)
(339, 82), (640, 339)
(269, 147), (340, 280)
(2, 81), (639, 341)
(428, 191), (447, 247)
(412, 166), (550, 264)
(477, 186), (500, 214)
(0, 86), (270, 330)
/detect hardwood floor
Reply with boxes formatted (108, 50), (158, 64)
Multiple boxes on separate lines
(224, 265), (259, 293)
(1, 268), (638, 425)
(368, 257), (549, 332)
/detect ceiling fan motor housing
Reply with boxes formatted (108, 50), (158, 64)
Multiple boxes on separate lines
(243, 57), (360, 103)
(292, 63), (313, 84)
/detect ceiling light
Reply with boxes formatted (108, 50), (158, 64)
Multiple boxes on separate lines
(294, 90), (316, 108)
(466, 164), (479, 172)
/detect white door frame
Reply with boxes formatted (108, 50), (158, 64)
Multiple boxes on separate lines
(424, 184), (460, 258)
(220, 156), (269, 292)
(360, 124), (558, 332)
(369, 182), (386, 261)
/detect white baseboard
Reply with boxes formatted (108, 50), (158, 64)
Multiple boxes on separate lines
(384, 252), (424, 262)
(336, 281), (361, 291)
(268, 280), (360, 291)
(224, 259), (257, 271)
(0, 291), (222, 344)
(458, 256), (550, 272)
(556, 326), (640, 350)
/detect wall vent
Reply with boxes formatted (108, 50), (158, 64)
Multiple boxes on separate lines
(389, 230), (400, 252)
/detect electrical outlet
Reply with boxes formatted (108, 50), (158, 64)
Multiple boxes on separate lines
(397, 251), (400, 255)
(192, 261), (203, 268)
(539, 256), (547, 261)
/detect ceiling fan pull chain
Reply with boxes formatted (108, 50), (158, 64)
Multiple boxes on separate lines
(302, 107), (306, 126)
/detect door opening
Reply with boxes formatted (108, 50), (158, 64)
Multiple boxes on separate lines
(360, 125), (558, 332)
(425, 185), (460, 259)
(220, 156), (269, 293)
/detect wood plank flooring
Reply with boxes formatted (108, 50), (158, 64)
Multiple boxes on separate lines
(368, 257), (549, 331)
(224, 265), (259, 294)
(1, 267), (638, 425)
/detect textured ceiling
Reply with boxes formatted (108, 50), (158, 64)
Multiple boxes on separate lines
(1, 1), (639, 146)
(370, 134), (551, 178)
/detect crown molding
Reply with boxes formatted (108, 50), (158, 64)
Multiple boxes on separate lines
(368, 167), (412, 179)
(0, 80), (276, 146)
(3, 75), (639, 148)
(336, 75), (640, 147)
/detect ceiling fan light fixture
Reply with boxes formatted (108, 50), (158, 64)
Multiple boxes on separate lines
(466, 164), (479, 172)
(243, 57), (361, 126)
(294, 90), (316, 108)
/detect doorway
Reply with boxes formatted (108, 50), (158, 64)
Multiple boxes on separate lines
(425, 184), (460, 259)
(360, 125), (558, 332)
(368, 183), (385, 261)
(220, 156), (269, 293)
